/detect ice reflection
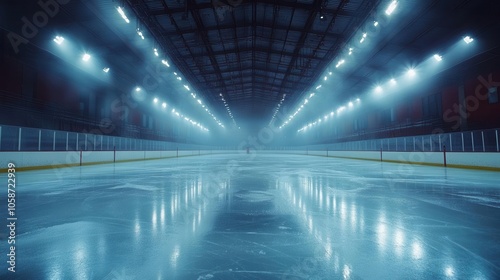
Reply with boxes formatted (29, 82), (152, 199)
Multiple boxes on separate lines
(72, 241), (89, 280)
(377, 214), (387, 252)
(171, 245), (180, 268)
(160, 198), (166, 229)
(393, 228), (405, 257)
(444, 265), (455, 277)
(412, 240), (424, 260)
(134, 212), (141, 238)
(152, 200), (157, 232)
(276, 172), (441, 278)
(343, 264), (351, 279)
(47, 262), (63, 280)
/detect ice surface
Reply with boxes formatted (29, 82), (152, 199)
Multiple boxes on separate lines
(1, 153), (499, 279)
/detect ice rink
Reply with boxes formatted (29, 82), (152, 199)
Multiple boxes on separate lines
(1, 153), (500, 279)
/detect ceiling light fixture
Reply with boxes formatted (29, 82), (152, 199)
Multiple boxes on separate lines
(116, 7), (130, 23)
(82, 53), (91, 62)
(385, 1), (398, 16)
(136, 28), (145, 40)
(463, 36), (474, 44)
(53, 36), (64, 45)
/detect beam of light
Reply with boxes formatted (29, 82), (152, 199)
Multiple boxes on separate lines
(390, 78), (397, 85)
(375, 86), (383, 93)
(385, 1), (398, 16)
(433, 54), (442, 61)
(407, 68), (416, 77)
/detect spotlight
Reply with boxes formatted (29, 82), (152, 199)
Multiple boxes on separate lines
(385, 1), (398, 15)
(136, 28), (145, 40)
(82, 53), (91, 62)
(103, 67), (110, 73)
(375, 86), (383, 93)
(135, 87), (141, 92)
(336, 59), (345, 68)
(433, 54), (442, 61)
(162, 102), (167, 108)
(390, 78), (397, 85)
(116, 6), (130, 23)
(53, 36), (64, 45)
(407, 68), (416, 77)
(374, 21), (379, 26)
(153, 98), (158, 103)
(463, 36), (474, 44)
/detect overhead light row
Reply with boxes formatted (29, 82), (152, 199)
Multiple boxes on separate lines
(298, 35), (475, 133)
(276, 0), (400, 130)
(52, 35), (112, 73)
(51, 33), (209, 133)
(279, 92), (316, 129)
(152, 95), (209, 132)
(220, 93), (239, 129)
(190, 93), (224, 128)
(297, 98), (361, 133)
(116, 7), (130, 23)
(269, 94), (287, 125)
(114, 5), (225, 129)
